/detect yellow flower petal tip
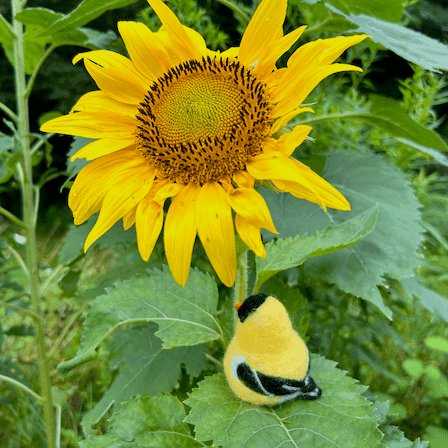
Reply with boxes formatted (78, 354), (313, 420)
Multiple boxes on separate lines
(50, 0), (366, 286)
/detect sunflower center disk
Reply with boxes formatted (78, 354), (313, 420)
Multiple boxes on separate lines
(136, 56), (272, 184)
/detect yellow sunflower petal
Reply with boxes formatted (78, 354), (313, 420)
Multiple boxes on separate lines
(71, 91), (138, 116)
(273, 63), (362, 117)
(318, 35), (369, 65)
(69, 149), (148, 225)
(247, 149), (314, 185)
(247, 150), (326, 209)
(71, 139), (136, 161)
(164, 183), (200, 286)
(123, 205), (137, 230)
(196, 182), (236, 287)
(233, 170), (255, 189)
(255, 25), (307, 77)
(235, 214), (266, 258)
(85, 168), (156, 251)
(40, 111), (136, 138)
(289, 159), (350, 210)
(227, 187), (277, 234)
(118, 21), (172, 80)
(239, 0), (287, 66)
(271, 107), (314, 132)
(136, 197), (164, 261)
(82, 58), (148, 105)
(220, 47), (239, 59)
(147, 0), (203, 61)
(277, 125), (313, 157)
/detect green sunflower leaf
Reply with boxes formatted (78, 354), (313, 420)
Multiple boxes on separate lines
(81, 323), (207, 436)
(80, 395), (203, 448)
(294, 0), (403, 22)
(38, 0), (140, 37)
(329, 8), (448, 73)
(302, 95), (448, 167)
(255, 203), (378, 291)
(57, 266), (221, 374)
(261, 151), (423, 318)
(184, 355), (384, 448)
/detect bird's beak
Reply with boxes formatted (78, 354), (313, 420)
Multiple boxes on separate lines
(235, 302), (243, 311)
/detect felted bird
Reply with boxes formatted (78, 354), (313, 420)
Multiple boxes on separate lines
(224, 293), (322, 405)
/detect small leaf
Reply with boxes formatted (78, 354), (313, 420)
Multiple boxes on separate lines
(185, 355), (383, 448)
(424, 336), (448, 355)
(255, 204), (378, 290)
(402, 359), (424, 378)
(58, 267), (221, 374)
(39, 0), (141, 37)
(80, 395), (203, 448)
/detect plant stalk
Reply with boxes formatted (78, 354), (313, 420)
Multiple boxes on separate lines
(11, 0), (56, 447)
(234, 250), (248, 307)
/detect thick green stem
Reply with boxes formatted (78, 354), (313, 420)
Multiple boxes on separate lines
(11, 1), (56, 447)
(234, 250), (248, 304)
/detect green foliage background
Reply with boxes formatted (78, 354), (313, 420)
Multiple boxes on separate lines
(1, 0), (448, 447)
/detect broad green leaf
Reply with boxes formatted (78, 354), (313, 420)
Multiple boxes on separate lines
(57, 267), (221, 374)
(295, 0), (403, 22)
(39, 0), (141, 37)
(424, 336), (448, 355)
(15, 7), (64, 28)
(400, 277), (448, 322)
(81, 324), (207, 436)
(255, 204), (378, 290)
(261, 151), (423, 318)
(80, 395), (203, 448)
(185, 355), (383, 448)
(329, 8), (448, 73)
(302, 95), (448, 166)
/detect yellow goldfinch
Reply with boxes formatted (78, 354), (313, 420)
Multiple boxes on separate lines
(224, 293), (321, 405)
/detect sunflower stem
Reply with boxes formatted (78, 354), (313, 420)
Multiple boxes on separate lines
(11, 0), (56, 446)
(234, 249), (249, 307)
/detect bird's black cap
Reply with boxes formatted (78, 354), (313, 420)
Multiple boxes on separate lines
(237, 293), (268, 323)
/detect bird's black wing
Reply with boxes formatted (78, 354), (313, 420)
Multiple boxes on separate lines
(233, 356), (321, 401)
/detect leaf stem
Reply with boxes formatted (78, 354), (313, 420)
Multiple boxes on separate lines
(0, 301), (41, 320)
(25, 44), (55, 99)
(0, 373), (43, 401)
(0, 205), (27, 229)
(214, 0), (250, 24)
(11, 0), (56, 446)
(6, 244), (29, 278)
(0, 100), (18, 123)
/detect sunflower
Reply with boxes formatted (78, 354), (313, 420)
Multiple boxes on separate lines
(41, 0), (367, 287)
